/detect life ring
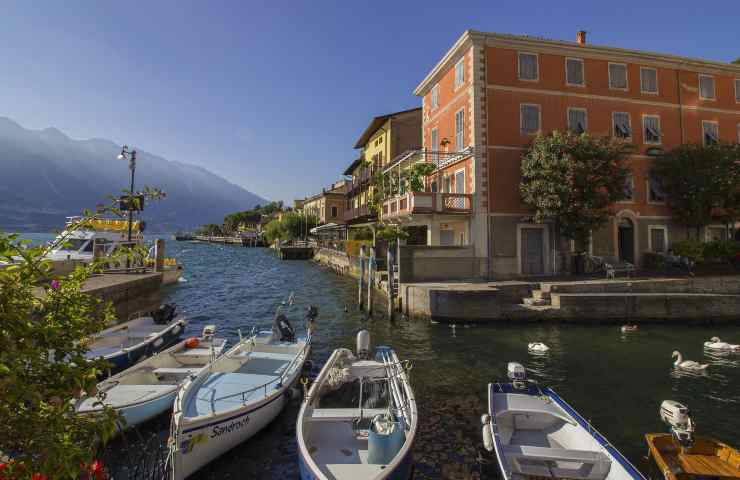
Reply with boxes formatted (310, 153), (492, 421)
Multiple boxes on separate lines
(185, 337), (200, 349)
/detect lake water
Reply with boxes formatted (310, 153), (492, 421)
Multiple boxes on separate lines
(15, 234), (740, 479)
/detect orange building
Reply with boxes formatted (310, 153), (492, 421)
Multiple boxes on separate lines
(399, 30), (740, 278)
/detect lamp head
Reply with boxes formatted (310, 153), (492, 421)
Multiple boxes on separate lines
(117, 145), (129, 160)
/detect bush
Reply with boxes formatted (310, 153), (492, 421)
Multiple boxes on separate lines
(703, 240), (740, 262)
(642, 252), (666, 270)
(672, 240), (705, 263)
(345, 239), (372, 258)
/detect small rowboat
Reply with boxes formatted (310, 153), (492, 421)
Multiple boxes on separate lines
(75, 326), (226, 430)
(86, 304), (187, 376)
(646, 400), (740, 480)
(482, 362), (644, 480)
(297, 330), (417, 480)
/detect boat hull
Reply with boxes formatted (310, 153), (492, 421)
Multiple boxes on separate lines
(101, 319), (186, 377)
(117, 389), (179, 429)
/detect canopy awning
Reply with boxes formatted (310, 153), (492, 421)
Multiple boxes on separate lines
(310, 223), (345, 234)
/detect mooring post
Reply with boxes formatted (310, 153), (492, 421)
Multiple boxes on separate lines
(358, 245), (366, 310)
(154, 238), (165, 272)
(387, 242), (394, 318)
(367, 247), (375, 316)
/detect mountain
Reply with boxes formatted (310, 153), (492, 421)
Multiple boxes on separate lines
(0, 117), (266, 232)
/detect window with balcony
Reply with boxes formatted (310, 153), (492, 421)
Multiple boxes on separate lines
(622, 174), (635, 201)
(567, 108), (587, 134)
(455, 109), (465, 151)
(454, 170), (465, 194)
(520, 104), (541, 135)
(699, 75), (715, 100)
(643, 115), (662, 144)
(443, 175), (451, 193)
(454, 58), (465, 88)
(331, 206), (338, 218)
(430, 180), (438, 193)
(518, 52), (538, 81)
(702, 121), (719, 145)
(640, 67), (658, 94)
(431, 84), (439, 110)
(608, 63), (628, 90)
(648, 173), (666, 203)
(613, 112), (632, 139)
(565, 58), (584, 86)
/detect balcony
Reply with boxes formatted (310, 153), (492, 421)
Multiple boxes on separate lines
(381, 192), (472, 221)
(344, 204), (375, 223)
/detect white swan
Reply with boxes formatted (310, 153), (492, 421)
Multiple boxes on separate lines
(621, 324), (638, 333)
(528, 342), (550, 353)
(703, 337), (740, 351)
(672, 351), (708, 371)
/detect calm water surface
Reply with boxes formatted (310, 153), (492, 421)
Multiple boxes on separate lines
(19, 235), (740, 478)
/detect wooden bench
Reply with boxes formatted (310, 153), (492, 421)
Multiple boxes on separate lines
(502, 444), (612, 480)
(307, 408), (389, 422)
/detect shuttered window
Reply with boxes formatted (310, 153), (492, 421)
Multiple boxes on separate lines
(518, 53), (538, 81)
(430, 128), (438, 162)
(568, 108), (587, 134)
(520, 104), (540, 134)
(650, 227), (667, 253)
(648, 173), (666, 203)
(643, 115), (661, 144)
(613, 112), (631, 138)
(454, 58), (465, 87)
(566, 58), (584, 86)
(609, 63), (628, 89)
(699, 75), (715, 100)
(702, 121), (719, 145)
(431, 84), (439, 109)
(455, 109), (465, 151)
(623, 175), (635, 201)
(640, 67), (658, 94)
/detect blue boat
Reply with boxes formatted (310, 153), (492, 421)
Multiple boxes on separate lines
(481, 362), (645, 480)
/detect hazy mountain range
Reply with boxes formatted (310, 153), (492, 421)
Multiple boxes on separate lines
(0, 117), (265, 232)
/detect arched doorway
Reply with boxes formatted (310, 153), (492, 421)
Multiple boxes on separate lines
(618, 217), (635, 264)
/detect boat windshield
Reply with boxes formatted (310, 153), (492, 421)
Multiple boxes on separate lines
(56, 238), (90, 252)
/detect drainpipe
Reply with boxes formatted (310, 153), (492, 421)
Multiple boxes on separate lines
(676, 65), (686, 144)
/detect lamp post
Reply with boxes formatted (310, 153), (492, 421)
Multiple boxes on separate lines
(117, 145), (137, 243)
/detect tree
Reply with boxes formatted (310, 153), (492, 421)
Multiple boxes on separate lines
(262, 213), (318, 244)
(732, 57), (740, 65)
(520, 131), (633, 250)
(195, 223), (224, 236)
(651, 143), (740, 238)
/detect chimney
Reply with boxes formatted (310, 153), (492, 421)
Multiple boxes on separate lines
(576, 30), (587, 45)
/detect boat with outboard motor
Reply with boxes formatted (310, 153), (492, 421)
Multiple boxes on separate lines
(168, 300), (317, 479)
(86, 304), (187, 376)
(44, 216), (146, 263)
(296, 330), (417, 480)
(76, 325), (227, 430)
(645, 400), (740, 480)
(481, 362), (645, 480)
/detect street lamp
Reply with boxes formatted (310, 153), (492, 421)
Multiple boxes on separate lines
(117, 145), (137, 242)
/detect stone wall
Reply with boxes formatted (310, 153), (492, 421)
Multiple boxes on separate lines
(398, 245), (484, 283)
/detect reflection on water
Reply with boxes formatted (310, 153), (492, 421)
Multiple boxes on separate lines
(15, 234), (740, 478)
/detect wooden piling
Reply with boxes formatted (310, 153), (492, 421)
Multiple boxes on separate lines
(358, 245), (365, 310)
(367, 247), (374, 316)
(387, 242), (394, 318)
(154, 238), (165, 272)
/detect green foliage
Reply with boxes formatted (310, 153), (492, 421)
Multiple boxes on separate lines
(407, 163), (437, 192)
(195, 223), (224, 236)
(520, 131), (633, 248)
(642, 252), (666, 270)
(673, 239), (705, 263)
(703, 240), (740, 262)
(733, 57), (740, 65)
(375, 225), (409, 242)
(262, 213), (318, 244)
(348, 227), (373, 241)
(222, 201), (284, 234)
(345, 239), (373, 258)
(651, 143), (740, 237)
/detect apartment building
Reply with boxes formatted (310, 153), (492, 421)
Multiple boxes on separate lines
(303, 180), (348, 226)
(406, 30), (740, 278)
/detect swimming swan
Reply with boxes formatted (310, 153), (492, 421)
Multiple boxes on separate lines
(528, 342), (550, 353)
(703, 337), (740, 351)
(672, 351), (708, 371)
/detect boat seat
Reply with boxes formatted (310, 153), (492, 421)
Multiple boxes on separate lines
(249, 351), (296, 361)
(502, 444), (611, 480)
(175, 348), (214, 357)
(152, 367), (200, 376)
(308, 408), (389, 422)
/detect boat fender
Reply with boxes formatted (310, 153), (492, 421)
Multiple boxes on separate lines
(481, 422), (494, 452)
(153, 337), (164, 348)
(171, 323), (182, 336)
(274, 314), (295, 342)
(185, 337), (200, 349)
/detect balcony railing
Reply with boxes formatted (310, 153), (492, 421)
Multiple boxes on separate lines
(344, 204), (375, 222)
(381, 192), (472, 220)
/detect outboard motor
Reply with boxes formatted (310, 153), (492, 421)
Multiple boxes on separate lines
(508, 362), (527, 389)
(356, 330), (371, 359)
(660, 400), (694, 448)
(305, 305), (318, 335)
(274, 313), (296, 342)
(152, 303), (177, 324)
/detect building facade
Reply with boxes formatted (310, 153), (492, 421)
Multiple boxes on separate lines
(405, 30), (740, 278)
(303, 180), (348, 226)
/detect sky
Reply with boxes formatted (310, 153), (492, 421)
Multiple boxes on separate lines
(1, 0), (739, 204)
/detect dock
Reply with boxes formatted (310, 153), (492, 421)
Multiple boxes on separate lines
(277, 245), (314, 260)
(193, 235), (264, 247)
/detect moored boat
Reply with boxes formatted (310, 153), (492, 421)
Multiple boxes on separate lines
(86, 304), (187, 376)
(481, 362), (645, 480)
(297, 330), (417, 480)
(168, 303), (316, 479)
(75, 325), (226, 429)
(645, 400), (740, 480)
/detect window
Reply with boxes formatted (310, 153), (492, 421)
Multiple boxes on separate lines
(430, 180), (438, 193)
(520, 104), (541, 134)
(649, 226), (668, 253)
(430, 128), (438, 162)
(622, 175), (635, 201)
(431, 84), (439, 110)
(565, 58), (584, 86)
(699, 75), (715, 100)
(640, 67), (658, 94)
(608, 63), (628, 90)
(648, 173), (666, 203)
(455, 170), (465, 194)
(331, 206), (338, 218)
(454, 58), (465, 88)
(518, 52), (538, 81)
(738, 123), (740, 142)
(567, 108), (587, 134)
(455, 109), (465, 151)
(613, 112), (632, 138)
(443, 175), (451, 193)
(702, 121), (719, 145)
(706, 226), (728, 242)
(643, 115), (662, 144)
(736, 79), (740, 103)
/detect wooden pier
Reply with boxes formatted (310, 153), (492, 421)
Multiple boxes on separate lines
(277, 245), (314, 260)
(193, 235), (264, 247)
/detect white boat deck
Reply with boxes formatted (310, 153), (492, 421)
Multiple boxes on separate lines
(77, 384), (175, 411)
(307, 421), (385, 480)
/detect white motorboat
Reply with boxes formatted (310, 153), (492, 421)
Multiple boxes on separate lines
(482, 362), (645, 480)
(297, 330), (417, 480)
(76, 326), (226, 429)
(168, 304), (315, 479)
(85, 304), (187, 376)
(44, 216), (145, 263)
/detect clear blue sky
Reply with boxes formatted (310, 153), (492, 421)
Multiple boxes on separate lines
(1, 0), (738, 203)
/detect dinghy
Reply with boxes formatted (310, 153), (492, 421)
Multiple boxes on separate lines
(481, 362), (644, 480)
(645, 400), (740, 480)
(75, 325), (226, 429)
(168, 304), (315, 479)
(297, 330), (417, 480)
(86, 304), (187, 376)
